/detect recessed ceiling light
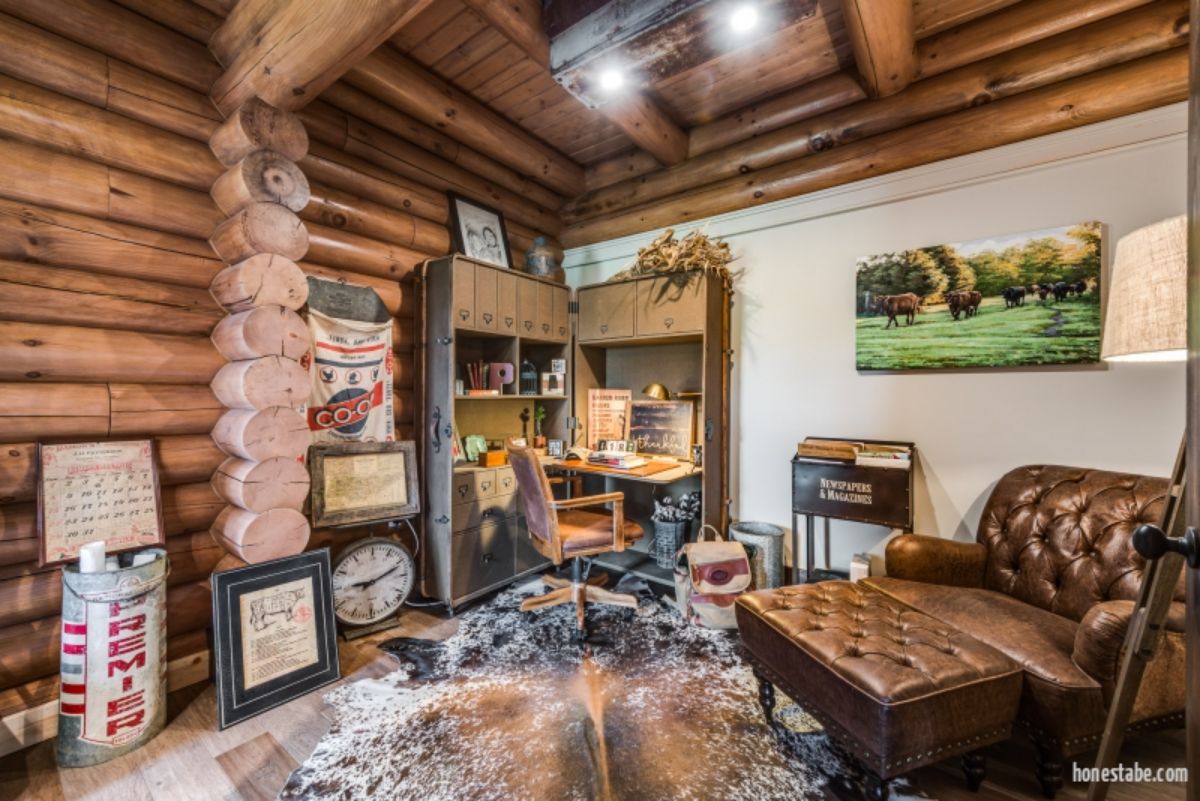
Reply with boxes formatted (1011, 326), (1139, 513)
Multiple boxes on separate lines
(598, 68), (624, 92)
(730, 4), (758, 32)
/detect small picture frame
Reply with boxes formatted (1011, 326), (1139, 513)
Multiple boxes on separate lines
(308, 441), (420, 527)
(541, 372), (566, 396)
(448, 193), (512, 269)
(547, 439), (565, 458)
(550, 358), (567, 374)
(212, 550), (340, 729)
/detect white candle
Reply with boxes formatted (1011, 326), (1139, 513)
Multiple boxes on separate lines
(132, 551), (156, 567)
(105, 556), (119, 572)
(79, 541), (106, 573)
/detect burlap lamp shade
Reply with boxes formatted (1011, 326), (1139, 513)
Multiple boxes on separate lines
(1102, 216), (1187, 362)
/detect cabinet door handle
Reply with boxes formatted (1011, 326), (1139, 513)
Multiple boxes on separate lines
(482, 552), (494, 564)
(600, 323), (608, 334)
(664, 317), (674, 329)
(458, 309), (470, 321)
(457, 485), (468, 498)
(524, 320), (533, 331)
(504, 316), (514, 328)
(542, 322), (550, 333)
(559, 326), (566, 336)
(482, 313), (493, 324)
(482, 481), (492, 492)
(431, 405), (443, 453)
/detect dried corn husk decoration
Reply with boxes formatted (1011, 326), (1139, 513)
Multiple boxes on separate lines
(608, 228), (739, 291)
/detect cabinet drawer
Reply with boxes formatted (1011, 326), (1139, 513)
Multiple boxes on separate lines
(635, 274), (706, 336)
(474, 469), (497, 499)
(552, 285), (570, 342)
(517, 276), (539, 336)
(452, 498), (512, 532)
(577, 282), (635, 341)
(452, 259), (474, 329)
(475, 265), (497, 331)
(495, 466), (517, 496)
(450, 520), (517, 601)
(496, 270), (518, 335)
(452, 472), (476, 504)
(536, 282), (555, 339)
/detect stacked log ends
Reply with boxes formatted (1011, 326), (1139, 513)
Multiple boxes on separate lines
(210, 254), (309, 312)
(207, 98), (313, 566)
(211, 407), (311, 461)
(210, 98), (310, 166)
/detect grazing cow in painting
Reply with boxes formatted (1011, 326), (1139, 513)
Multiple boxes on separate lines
(876, 292), (921, 328)
(1033, 284), (1052, 302)
(946, 290), (981, 320)
(1002, 287), (1026, 308)
(1052, 282), (1069, 302)
(1072, 280), (1087, 297)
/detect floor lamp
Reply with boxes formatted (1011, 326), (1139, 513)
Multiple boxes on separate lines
(1088, 216), (1189, 801)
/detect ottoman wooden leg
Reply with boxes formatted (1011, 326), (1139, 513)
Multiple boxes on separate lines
(1034, 742), (1064, 799)
(862, 770), (889, 801)
(753, 670), (776, 725)
(961, 749), (987, 791)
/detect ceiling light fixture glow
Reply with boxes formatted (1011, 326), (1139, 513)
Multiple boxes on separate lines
(598, 68), (625, 92)
(730, 4), (759, 32)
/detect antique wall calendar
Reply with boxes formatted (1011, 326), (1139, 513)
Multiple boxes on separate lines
(37, 440), (165, 566)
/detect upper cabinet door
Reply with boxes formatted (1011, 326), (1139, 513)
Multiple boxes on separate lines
(577, 282), (635, 341)
(517, 276), (538, 337)
(635, 274), (706, 336)
(536, 282), (555, 339)
(496, 270), (518, 335)
(552, 286), (569, 342)
(452, 259), (475, 329)
(475, 265), (497, 332)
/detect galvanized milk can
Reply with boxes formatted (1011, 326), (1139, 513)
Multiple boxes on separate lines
(57, 549), (168, 767)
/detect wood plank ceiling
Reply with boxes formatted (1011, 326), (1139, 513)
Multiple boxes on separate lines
(184, 0), (1191, 249)
(377, 0), (1188, 248)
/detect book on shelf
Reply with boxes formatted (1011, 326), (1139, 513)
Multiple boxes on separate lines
(586, 451), (647, 469)
(466, 389), (500, 396)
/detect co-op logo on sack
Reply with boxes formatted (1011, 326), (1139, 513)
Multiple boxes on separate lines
(304, 341), (392, 436)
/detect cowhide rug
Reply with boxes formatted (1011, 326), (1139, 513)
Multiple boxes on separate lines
(278, 579), (926, 801)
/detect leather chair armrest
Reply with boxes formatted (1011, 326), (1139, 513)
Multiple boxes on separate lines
(884, 534), (986, 587)
(1074, 599), (1187, 685)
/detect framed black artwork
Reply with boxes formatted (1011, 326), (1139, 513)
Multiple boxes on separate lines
(448, 193), (513, 269)
(212, 550), (341, 729)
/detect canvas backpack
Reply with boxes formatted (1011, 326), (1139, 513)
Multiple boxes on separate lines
(673, 525), (751, 629)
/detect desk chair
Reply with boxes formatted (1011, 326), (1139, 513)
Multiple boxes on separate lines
(506, 441), (643, 636)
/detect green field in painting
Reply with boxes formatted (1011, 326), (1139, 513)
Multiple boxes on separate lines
(855, 296), (1100, 370)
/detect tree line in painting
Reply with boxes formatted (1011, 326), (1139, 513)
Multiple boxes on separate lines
(855, 221), (1101, 311)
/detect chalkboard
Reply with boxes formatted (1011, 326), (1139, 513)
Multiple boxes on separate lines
(630, 400), (694, 459)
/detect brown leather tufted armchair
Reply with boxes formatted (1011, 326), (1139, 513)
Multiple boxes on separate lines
(862, 465), (1185, 798)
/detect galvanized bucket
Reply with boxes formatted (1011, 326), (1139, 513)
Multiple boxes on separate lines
(57, 549), (168, 768)
(729, 522), (785, 589)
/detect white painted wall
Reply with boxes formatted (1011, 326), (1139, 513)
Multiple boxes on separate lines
(564, 104), (1189, 572)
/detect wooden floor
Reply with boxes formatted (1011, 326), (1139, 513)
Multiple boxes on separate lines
(0, 606), (1187, 801)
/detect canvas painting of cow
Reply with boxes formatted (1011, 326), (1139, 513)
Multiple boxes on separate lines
(855, 222), (1102, 370)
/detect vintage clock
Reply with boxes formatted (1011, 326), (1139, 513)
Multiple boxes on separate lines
(331, 537), (415, 628)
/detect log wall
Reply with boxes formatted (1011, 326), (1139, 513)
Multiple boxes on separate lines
(0, 0), (551, 722)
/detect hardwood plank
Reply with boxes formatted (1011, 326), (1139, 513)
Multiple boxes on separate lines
(388, 0), (464, 52)
(914, 0), (1022, 37)
(214, 733), (299, 801)
(407, 7), (486, 66)
(0, 738), (62, 801)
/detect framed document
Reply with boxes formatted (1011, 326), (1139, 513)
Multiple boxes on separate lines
(37, 439), (165, 566)
(587, 389), (631, 450)
(211, 550), (340, 729)
(308, 441), (420, 527)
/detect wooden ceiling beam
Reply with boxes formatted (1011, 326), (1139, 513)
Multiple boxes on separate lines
(563, 0), (1187, 225)
(459, 0), (549, 67)
(562, 47), (1187, 246)
(595, 93), (689, 165)
(841, 0), (916, 98)
(209, 0), (434, 115)
(345, 46), (585, 197)
(916, 0), (1154, 79)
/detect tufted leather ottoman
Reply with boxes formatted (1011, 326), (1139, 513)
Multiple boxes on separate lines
(736, 581), (1023, 800)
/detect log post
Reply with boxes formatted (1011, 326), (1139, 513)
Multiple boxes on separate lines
(207, 97), (313, 565)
